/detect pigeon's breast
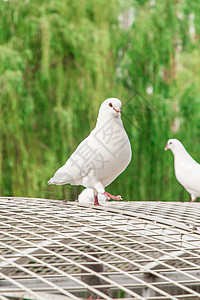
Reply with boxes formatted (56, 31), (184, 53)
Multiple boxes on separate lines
(101, 143), (131, 187)
(90, 127), (132, 186)
(175, 160), (200, 196)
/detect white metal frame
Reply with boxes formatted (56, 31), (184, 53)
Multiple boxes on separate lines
(0, 197), (200, 299)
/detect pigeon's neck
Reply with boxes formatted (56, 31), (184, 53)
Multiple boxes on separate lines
(173, 146), (196, 164)
(96, 113), (123, 128)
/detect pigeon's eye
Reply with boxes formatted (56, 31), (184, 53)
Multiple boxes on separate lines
(109, 102), (113, 107)
(169, 142), (172, 145)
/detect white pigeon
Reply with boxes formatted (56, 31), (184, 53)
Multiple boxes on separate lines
(48, 98), (132, 205)
(165, 138), (200, 202)
(78, 188), (107, 205)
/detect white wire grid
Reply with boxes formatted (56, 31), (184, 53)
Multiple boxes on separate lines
(0, 198), (200, 300)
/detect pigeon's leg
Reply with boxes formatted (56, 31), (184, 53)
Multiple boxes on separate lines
(104, 191), (122, 201)
(85, 296), (93, 300)
(190, 199), (197, 202)
(93, 182), (105, 205)
(94, 195), (101, 206)
(93, 190), (101, 206)
(190, 196), (197, 202)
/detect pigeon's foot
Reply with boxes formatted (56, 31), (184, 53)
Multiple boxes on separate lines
(104, 191), (122, 201)
(85, 296), (93, 300)
(190, 198), (197, 203)
(93, 195), (101, 206)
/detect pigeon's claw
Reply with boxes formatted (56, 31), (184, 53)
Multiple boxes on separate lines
(104, 191), (122, 201)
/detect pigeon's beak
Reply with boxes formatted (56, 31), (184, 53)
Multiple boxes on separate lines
(164, 144), (169, 151)
(113, 107), (121, 114)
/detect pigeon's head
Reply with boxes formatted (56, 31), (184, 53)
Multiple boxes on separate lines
(99, 98), (122, 118)
(165, 139), (183, 153)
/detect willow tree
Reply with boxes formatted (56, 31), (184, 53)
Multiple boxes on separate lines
(0, 0), (123, 199)
(114, 0), (200, 201)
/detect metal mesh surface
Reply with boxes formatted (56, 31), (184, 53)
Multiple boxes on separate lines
(0, 197), (200, 300)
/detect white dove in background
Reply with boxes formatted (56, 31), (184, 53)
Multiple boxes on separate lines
(78, 188), (107, 205)
(165, 138), (200, 202)
(48, 98), (132, 205)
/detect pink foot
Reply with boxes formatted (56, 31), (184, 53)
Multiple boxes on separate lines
(104, 191), (122, 201)
(190, 198), (197, 203)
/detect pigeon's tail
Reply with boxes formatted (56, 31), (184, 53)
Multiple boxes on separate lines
(48, 178), (54, 185)
(47, 173), (69, 185)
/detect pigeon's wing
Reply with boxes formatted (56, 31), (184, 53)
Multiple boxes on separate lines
(185, 163), (200, 192)
(176, 162), (200, 193)
(48, 134), (99, 185)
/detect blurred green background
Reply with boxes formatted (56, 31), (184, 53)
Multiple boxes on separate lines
(1, 0), (200, 201)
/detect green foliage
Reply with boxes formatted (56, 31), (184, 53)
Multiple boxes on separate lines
(0, 0), (200, 201)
